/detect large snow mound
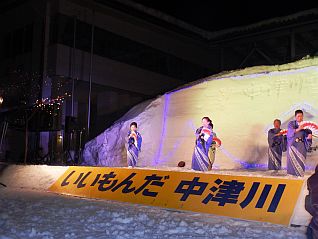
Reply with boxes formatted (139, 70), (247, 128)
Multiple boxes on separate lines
(83, 57), (318, 170)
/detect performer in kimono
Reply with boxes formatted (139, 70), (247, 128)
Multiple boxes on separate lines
(287, 110), (312, 177)
(127, 122), (142, 168)
(267, 119), (286, 170)
(192, 117), (214, 171)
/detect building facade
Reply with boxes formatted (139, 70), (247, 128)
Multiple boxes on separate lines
(0, 0), (317, 163)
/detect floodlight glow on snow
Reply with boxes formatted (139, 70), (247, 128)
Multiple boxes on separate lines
(83, 58), (318, 170)
(156, 64), (318, 169)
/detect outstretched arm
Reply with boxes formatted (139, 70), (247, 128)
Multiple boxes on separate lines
(195, 127), (203, 139)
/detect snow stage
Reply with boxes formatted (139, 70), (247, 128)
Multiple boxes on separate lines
(1, 58), (318, 237)
(82, 57), (318, 170)
(78, 58), (318, 226)
(0, 165), (309, 239)
(0, 164), (314, 228)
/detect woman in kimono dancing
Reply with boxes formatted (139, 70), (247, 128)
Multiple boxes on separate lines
(127, 122), (142, 168)
(192, 117), (214, 171)
(287, 110), (312, 177)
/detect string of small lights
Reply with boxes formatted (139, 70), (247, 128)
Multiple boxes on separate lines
(0, 71), (72, 109)
(1, 72), (72, 130)
(34, 93), (71, 116)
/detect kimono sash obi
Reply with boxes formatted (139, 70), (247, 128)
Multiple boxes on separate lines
(295, 137), (304, 143)
(272, 141), (281, 146)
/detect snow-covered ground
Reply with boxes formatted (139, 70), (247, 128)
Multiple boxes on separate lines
(0, 163), (312, 238)
(0, 187), (308, 239)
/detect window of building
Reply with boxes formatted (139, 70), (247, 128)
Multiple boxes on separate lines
(50, 13), (210, 82)
(1, 24), (33, 60)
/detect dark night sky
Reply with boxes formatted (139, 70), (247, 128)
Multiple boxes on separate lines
(131, 1), (318, 31)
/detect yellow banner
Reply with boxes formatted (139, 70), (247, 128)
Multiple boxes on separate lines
(49, 167), (304, 225)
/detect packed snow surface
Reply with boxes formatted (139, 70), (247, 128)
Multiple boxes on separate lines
(0, 188), (308, 239)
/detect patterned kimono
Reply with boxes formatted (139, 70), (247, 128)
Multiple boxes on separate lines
(287, 120), (312, 177)
(191, 126), (213, 171)
(267, 128), (286, 170)
(127, 130), (142, 167)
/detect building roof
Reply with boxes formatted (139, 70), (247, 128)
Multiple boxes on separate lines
(109, 0), (318, 41)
